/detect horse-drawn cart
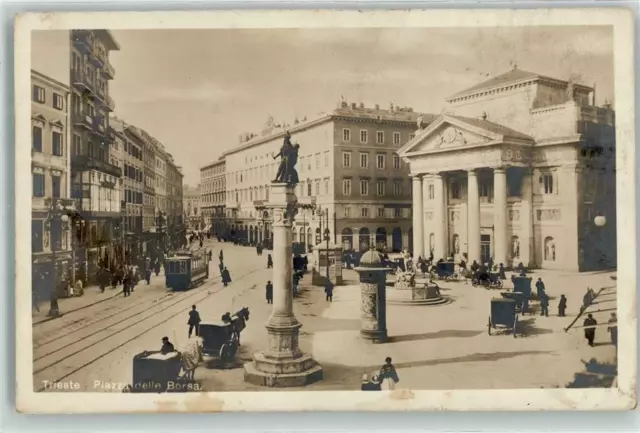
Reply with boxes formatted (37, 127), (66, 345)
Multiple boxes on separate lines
(199, 321), (239, 362)
(435, 262), (458, 281)
(473, 270), (503, 289)
(126, 351), (183, 393)
(488, 298), (519, 337)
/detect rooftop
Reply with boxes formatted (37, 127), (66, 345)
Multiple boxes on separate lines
(448, 67), (593, 100)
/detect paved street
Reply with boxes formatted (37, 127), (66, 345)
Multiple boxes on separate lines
(33, 240), (617, 392)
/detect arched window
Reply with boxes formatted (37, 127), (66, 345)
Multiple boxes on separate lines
(544, 236), (556, 261)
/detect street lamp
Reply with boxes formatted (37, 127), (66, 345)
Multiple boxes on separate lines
(43, 198), (73, 317)
(594, 214), (607, 227)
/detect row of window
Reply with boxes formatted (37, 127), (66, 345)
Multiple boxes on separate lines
(124, 141), (143, 161)
(201, 164), (225, 179)
(341, 129), (414, 145)
(341, 179), (404, 197)
(32, 126), (64, 156)
(124, 164), (143, 182)
(32, 85), (65, 110)
(342, 152), (401, 170)
(124, 189), (143, 205)
(33, 173), (62, 198)
(342, 206), (405, 219)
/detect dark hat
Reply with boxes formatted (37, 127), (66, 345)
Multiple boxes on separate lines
(162, 336), (169, 341)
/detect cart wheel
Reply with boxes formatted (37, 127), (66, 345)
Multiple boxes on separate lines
(513, 315), (519, 338)
(228, 339), (239, 359)
(488, 317), (492, 335)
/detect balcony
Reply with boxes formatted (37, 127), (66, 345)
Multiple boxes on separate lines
(91, 116), (107, 138)
(103, 60), (115, 79)
(94, 86), (106, 104)
(71, 70), (94, 93)
(105, 95), (115, 112)
(72, 31), (92, 53)
(73, 112), (93, 131)
(72, 155), (122, 178)
(90, 47), (105, 68)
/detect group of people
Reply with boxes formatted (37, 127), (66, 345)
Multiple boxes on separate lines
(361, 357), (400, 391)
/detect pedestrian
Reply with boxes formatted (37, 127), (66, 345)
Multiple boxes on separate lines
(256, 245), (260, 256)
(607, 312), (618, 347)
(219, 250), (224, 263)
(199, 239), (203, 248)
(498, 263), (506, 279)
(324, 280), (334, 302)
(583, 313), (597, 346)
(145, 266), (152, 285)
(221, 267), (231, 287)
(208, 250), (212, 263)
(219, 261), (224, 274)
(122, 273), (131, 297)
(540, 291), (549, 317)
(267, 254), (273, 269)
(378, 357), (399, 390)
(558, 294), (567, 317)
(535, 277), (545, 298)
(188, 305), (201, 338)
(266, 280), (273, 304)
(154, 260), (161, 277)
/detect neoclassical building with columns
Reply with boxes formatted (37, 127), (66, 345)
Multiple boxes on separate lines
(399, 68), (616, 272)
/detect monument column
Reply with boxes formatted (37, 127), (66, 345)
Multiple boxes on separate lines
(244, 182), (323, 387)
(467, 169), (481, 263)
(493, 167), (508, 265)
(411, 175), (424, 256)
(433, 173), (446, 260)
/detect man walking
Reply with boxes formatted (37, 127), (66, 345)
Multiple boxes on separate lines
(324, 280), (334, 303)
(540, 292), (549, 317)
(558, 294), (567, 317)
(188, 305), (201, 338)
(265, 281), (273, 304)
(583, 313), (598, 346)
(267, 254), (273, 269)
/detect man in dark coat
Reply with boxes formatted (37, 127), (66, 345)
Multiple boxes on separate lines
(558, 294), (567, 317)
(160, 337), (175, 354)
(188, 305), (201, 338)
(266, 281), (273, 304)
(325, 280), (334, 302)
(540, 292), (549, 317)
(471, 260), (479, 273)
(535, 278), (546, 298)
(221, 267), (231, 287)
(498, 263), (506, 279)
(219, 250), (224, 263)
(583, 313), (597, 346)
(145, 266), (152, 285)
(267, 254), (273, 269)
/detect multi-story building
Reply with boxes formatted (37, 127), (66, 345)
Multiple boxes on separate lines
(154, 141), (168, 246)
(140, 129), (158, 256)
(69, 29), (121, 279)
(200, 156), (226, 236)
(31, 70), (75, 296)
(110, 117), (145, 262)
(183, 184), (203, 231)
(220, 102), (433, 252)
(165, 155), (185, 249)
(399, 67), (616, 271)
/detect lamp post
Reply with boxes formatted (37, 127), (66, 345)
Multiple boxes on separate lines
(43, 198), (73, 317)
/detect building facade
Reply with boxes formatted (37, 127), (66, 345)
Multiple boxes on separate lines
(69, 29), (121, 280)
(398, 68), (616, 271)
(200, 157), (226, 236)
(165, 155), (185, 249)
(142, 129), (157, 251)
(220, 102), (431, 252)
(31, 70), (75, 296)
(184, 184), (203, 230)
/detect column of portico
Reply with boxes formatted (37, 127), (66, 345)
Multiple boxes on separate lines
(466, 169), (481, 263)
(519, 168), (533, 267)
(411, 175), (424, 256)
(432, 173), (446, 260)
(493, 167), (508, 265)
(421, 175), (432, 259)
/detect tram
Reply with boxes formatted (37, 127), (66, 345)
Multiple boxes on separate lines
(165, 248), (209, 291)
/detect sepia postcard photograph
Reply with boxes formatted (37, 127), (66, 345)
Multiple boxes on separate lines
(14, 9), (636, 413)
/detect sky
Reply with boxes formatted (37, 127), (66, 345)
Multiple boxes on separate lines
(32, 26), (614, 186)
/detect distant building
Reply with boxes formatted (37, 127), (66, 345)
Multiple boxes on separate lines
(200, 157), (227, 236)
(31, 69), (74, 293)
(165, 156), (185, 249)
(398, 67), (616, 271)
(219, 102), (434, 252)
(183, 184), (203, 230)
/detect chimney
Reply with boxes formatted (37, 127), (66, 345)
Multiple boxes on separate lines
(375, 104), (380, 110)
(359, 102), (364, 109)
(389, 102), (394, 111)
(294, 117), (299, 124)
(351, 103), (356, 109)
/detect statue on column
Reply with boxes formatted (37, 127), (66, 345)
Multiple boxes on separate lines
(272, 130), (299, 187)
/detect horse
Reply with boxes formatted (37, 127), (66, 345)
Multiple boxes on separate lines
(180, 337), (203, 382)
(222, 307), (250, 346)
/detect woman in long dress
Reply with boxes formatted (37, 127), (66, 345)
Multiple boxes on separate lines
(379, 357), (400, 390)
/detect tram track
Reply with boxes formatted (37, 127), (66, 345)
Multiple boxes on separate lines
(33, 272), (230, 350)
(34, 265), (265, 391)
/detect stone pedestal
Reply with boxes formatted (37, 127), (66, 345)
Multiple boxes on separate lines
(244, 183), (323, 387)
(355, 250), (389, 343)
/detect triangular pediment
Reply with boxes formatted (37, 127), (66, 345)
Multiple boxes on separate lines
(31, 114), (47, 124)
(398, 114), (533, 157)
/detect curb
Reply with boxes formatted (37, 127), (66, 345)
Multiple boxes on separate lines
(33, 289), (123, 326)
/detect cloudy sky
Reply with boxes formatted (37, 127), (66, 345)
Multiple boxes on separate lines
(32, 26), (613, 185)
